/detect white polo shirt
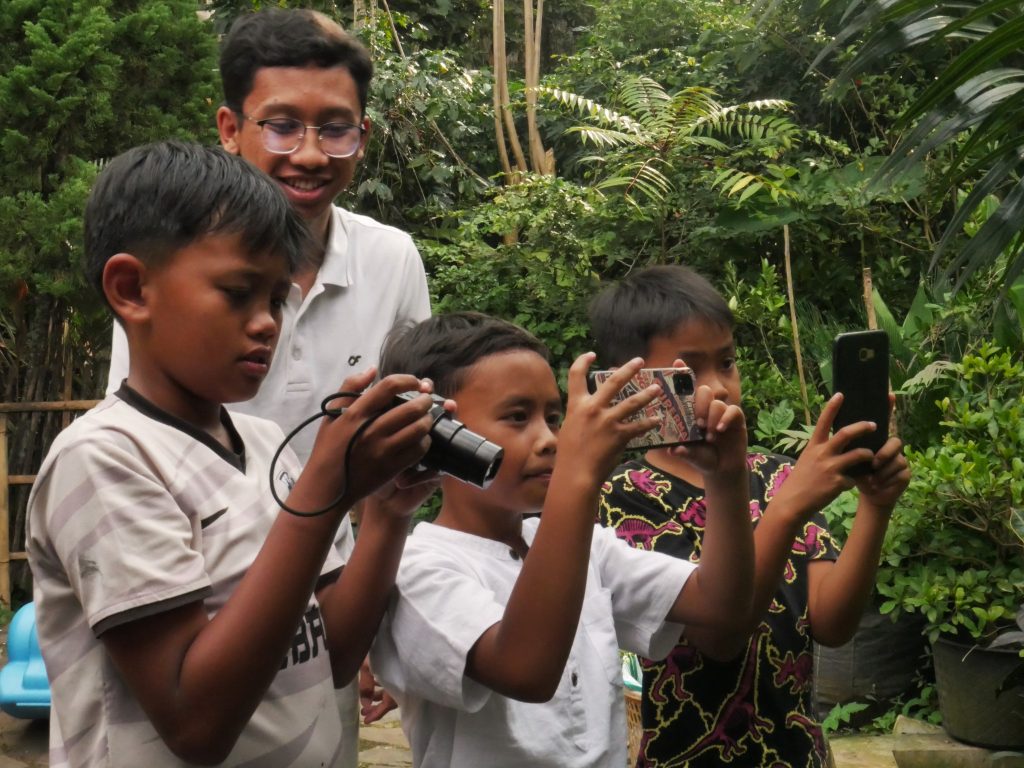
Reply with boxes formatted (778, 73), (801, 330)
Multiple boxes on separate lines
(370, 518), (695, 768)
(28, 389), (345, 768)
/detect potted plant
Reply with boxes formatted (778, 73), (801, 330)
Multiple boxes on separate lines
(875, 343), (1024, 749)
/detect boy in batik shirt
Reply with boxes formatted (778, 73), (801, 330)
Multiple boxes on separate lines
(591, 265), (910, 767)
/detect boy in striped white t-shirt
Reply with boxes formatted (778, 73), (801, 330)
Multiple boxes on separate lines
(27, 141), (441, 768)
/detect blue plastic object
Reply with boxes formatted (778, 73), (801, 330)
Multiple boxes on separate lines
(0, 602), (52, 719)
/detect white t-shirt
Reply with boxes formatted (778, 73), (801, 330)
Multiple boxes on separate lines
(370, 518), (695, 768)
(27, 389), (345, 768)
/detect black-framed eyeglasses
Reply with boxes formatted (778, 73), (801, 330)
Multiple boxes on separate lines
(240, 114), (365, 159)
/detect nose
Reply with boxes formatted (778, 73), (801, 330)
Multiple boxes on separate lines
(534, 421), (558, 456)
(700, 373), (730, 402)
(248, 304), (279, 344)
(289, 126), (328, 169)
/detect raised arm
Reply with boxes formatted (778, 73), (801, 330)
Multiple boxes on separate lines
(807, 434), (910, 646)
(663, 387), (753, 655)
(100, 370), (434, 765)
(732, 395), (879, 648)
(465, 354), (660, 702)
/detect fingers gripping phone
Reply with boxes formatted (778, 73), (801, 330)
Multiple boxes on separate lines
(832, 330), (890, 473)
(589, 367), (705, 449)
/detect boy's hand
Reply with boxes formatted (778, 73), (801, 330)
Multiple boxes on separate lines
(304, 368), (437, 510)
(769, 393), (879, 521)
(359, 659), (398, 724)
(366, 465), (442, 522)
(559, 353), (661, 483)
(670, 383), (748, 478)
(855, 435), (910, 510)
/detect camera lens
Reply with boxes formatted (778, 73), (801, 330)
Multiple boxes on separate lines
(674, 372), (694, 395)
(395, 393), (504, 488)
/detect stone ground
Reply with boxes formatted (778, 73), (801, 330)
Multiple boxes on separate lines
(2, 623), (1020, 768)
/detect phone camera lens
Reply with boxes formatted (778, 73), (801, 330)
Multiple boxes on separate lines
(674, 374), (694, 395)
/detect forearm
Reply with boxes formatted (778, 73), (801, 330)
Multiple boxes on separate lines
(746, 504), (804, 629)
(318, 505), (410, 684)
(470, 472), (598, 700)
(672, 469), (753, 636)
(810, 497), (891, 646)
(107, 508), (345, 763)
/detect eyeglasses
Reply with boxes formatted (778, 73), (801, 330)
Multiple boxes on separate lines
(240, 114), (365, 159)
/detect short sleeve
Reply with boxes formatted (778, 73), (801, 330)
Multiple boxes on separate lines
(33, 436), (210, 634)
(371, 554), (503, 712)
(397, 237), (430, 324)
(590, 525), (694, 660)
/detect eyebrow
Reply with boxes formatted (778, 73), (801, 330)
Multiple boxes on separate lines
(257, 106), (360, 123)
(677, 345), (736, 360)
(494, 395), (563, 411)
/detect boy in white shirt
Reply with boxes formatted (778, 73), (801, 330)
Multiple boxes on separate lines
(370, 312), (757, 768)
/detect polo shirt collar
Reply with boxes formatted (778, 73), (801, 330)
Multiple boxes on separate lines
(318, 205), (353, 288)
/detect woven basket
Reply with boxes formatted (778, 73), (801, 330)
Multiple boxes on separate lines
(625, 688), (642, 766)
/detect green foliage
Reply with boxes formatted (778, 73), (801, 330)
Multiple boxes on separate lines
(877, 343), (1024, 643)
(345, 25), (496, 229)
(0, 0), (218, 312)
(420, 176), (624, 368)
(543, 76), (794, 210)
(821, 700), (869, 734)
(815, 0), (1024, 298)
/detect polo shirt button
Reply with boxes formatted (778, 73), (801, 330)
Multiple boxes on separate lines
(571, 672), (578, 686)
(292, 347), (302, 360)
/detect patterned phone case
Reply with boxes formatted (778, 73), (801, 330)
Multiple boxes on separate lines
(591, 367), (704, 449)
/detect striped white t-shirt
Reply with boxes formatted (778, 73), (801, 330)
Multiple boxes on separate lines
(28, 388), (344, 768)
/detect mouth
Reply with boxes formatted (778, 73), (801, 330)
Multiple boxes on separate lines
(278, 177), (330, 194)
(239, 348), (273, 377)
(524, 469), (554, 482)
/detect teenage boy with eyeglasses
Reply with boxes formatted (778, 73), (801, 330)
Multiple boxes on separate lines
(105, 9), (429, 765)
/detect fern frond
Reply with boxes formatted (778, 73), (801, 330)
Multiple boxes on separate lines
(615, 76), (671, 125)
(540, 86), (642, 133)
(565, 126), (647, 149)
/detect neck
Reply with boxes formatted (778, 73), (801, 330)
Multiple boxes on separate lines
(645, 447), (705, 488)
(295, 210), (330, 298)
(434, 499), (528, 553)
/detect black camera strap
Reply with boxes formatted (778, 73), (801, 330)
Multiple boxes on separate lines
(268, 391), (377, 518)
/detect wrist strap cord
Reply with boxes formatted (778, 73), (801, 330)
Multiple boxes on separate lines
(268, 391), (372, 517)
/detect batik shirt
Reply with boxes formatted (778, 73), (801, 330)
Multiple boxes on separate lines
(599, 453), (840, 768)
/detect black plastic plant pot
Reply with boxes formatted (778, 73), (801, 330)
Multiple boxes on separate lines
(932, 635), (1024, 750)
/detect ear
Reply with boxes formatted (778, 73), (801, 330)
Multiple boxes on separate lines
(356, 116), (372, 161)
(102, 253), (151, 326)
(217, 105), (242, 156)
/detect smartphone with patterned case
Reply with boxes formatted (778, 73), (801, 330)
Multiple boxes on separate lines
(589, 367), (704, 449)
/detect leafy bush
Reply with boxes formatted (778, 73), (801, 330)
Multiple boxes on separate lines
(877, 344), (1024, 642)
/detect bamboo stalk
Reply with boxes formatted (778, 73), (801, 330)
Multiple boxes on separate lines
(783, 225), (811, 424)
(493, 0), (527, 177)
(1, 414), (10, 607)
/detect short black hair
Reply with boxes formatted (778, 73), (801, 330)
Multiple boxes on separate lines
(381, 312), (551, 399)
(220, 9), (373, 115)
(589, 265), (734, 366)
(84, 140), (312, 312)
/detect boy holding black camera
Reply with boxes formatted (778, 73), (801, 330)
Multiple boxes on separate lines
(28, 141), (439, 768)
(590, 265), (910, 767)
(369, 311), (757, 768)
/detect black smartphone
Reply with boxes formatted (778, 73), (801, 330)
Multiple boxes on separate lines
(588, 367), (704, 449)
(832, 330), (889, 473)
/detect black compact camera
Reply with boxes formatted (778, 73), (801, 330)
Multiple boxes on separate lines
(395, 392), (503, 488)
